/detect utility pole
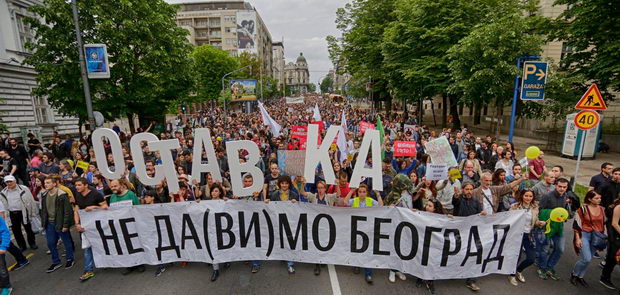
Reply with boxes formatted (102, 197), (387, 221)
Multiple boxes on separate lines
(71, 0), (95, 132)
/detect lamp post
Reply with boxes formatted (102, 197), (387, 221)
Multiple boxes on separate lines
(71, 0), (95, 132)
(221, 65), (252, 126)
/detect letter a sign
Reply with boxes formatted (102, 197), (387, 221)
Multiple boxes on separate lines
(575, 84), (607, 110)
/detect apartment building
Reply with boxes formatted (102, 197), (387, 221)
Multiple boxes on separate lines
(175, 1), (273, 77)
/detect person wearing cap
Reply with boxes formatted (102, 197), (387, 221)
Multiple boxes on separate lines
(0, 175), (38, 251)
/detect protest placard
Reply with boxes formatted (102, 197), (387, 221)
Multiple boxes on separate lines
(427, 163), (448, 181)
(291, 125), (308, 139)
(277, 150), (306, 177)
(424, 137), (458, 167)
(359, 121), (375, 134)
(404, 124), (416, 135)
(393, 141), (417, 157)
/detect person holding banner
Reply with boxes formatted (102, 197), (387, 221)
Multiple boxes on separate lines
(266, 175), (299, 275)
(209, 184), (230, 281)
(299, 179), (337, 275)
(473, 172), (525, 215)
(452, 182), (483, 291)
(73, 178), (107, 281)
(508, 189), (544, 286)
(344, 184), (382, 284)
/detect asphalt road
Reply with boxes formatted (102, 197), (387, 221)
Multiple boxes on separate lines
(6, 225), (618, 295)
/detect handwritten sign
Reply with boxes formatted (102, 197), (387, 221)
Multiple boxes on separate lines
(359, 121), (375, 134)
(291, 126), (308, 139)
(424, 137), (458, 167)
(427, 163), (448, 181)
(393, 141), (417, 157)
(277, 150), (306, 177)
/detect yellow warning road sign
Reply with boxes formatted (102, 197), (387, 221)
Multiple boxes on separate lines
(574, 110), (600, 130)
(575, 84), (607, 110)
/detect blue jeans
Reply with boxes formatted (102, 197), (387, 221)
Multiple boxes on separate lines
(365, 268), (372, 276)
(516, 233), (536, 273)
(287, 261), (294, 268)
(45, 222), (74, 265)
(572, 231), (597, 277)
(252, 261), (261, 267)
(539, 234), (565, 271)
(83, 247), (94, 273)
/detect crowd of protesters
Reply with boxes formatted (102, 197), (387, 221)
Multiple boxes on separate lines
(0, 94), (618, 294)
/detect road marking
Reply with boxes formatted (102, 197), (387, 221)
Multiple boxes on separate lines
(8, 253), (35, 271)
(328, 264), (342, 295)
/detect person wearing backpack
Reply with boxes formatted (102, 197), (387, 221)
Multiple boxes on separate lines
(571, 190), (606, 287)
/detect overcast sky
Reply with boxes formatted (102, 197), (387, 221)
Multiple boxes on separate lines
(166, 0), (349, 84)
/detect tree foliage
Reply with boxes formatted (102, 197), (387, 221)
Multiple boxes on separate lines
(191, 44), (239, 102)
(24, 0), (193, 129)
(551, 0), (620, 94)
(320, 75), (333, 93)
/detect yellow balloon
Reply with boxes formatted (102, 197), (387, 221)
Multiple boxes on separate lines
(550, 208), (569, 222)
(525, 146), (541, 159)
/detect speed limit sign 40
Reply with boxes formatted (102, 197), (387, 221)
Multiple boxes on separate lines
(574, 110), (600, 130)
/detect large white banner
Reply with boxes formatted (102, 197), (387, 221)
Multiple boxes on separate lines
(81, 201), (525, 280)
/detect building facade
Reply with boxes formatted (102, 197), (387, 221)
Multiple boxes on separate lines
(175, 1), (273, 77)
(0, 0), (79, 141)
(284, 53), (309, 95)
(272, 41), (284, 88)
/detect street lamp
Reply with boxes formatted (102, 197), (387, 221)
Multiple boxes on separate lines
(221, 65), (252, 126)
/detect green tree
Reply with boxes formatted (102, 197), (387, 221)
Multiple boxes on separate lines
(383, 0), (513, 127)
(332, 0), (396, 113)
(24, 0), (193, 132)
(320, 75), (333, 93)
(192, 44), (239, 103)
(448, 11), (545, 138)
(307, 83), (317, 93)
(551, 0), (620, 94)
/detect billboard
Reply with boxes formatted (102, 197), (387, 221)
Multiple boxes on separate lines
(236, 11), (257, 54)
(230, 79), (257, 101)
(84, 44), (110, 79)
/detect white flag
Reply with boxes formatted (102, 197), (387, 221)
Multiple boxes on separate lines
(258, 101), (282, 137)
(337, 109), (348, 163)
(312, 103), (322, 122)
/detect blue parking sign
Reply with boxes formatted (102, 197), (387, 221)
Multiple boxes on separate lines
(520, 61), (548, 100)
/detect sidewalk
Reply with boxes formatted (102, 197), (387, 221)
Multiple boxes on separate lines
(508, 132), (618, 186)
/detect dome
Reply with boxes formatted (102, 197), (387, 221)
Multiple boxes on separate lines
(296, 52), (307, 63)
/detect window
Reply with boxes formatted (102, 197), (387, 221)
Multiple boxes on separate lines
(196, 30), (208, 37)
(209, 18), (221, 27)
(228, 50), (238, 57)
(15, 14), (33, 52)
(177, 20), (192, 26)
(224, 16), (236, 23)
(225, 27), (234, 33)
(225, 38), (237, 45)
(561, 42), (574, 61)
(33, 96), (54, 124)
(210, 30), (221, 38)
(195, 19), (208, 27)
